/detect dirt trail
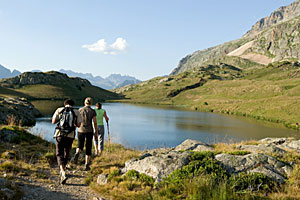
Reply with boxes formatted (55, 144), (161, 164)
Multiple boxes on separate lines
(16, 165), (105, 200)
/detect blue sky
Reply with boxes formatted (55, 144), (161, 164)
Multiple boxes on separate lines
(0, 0), (295, 80)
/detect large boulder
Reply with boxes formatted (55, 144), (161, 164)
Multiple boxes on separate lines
(122, 151), (190, 182)
(0, 98), (41, 126)
(236, 144), (286, 155)
(174, 139), (214, 152)
(215, 153), (292, 183)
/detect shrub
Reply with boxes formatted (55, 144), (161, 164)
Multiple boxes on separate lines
(228, 172), (277, 192)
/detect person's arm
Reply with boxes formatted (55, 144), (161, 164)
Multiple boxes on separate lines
(104, 111), (109, 123)
(93, 116), (98, 136)
(52, 109), (59, 124)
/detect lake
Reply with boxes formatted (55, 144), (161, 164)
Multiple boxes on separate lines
(29, 102), (300, 150)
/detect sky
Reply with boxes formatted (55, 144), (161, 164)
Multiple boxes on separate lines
(0, 0), (295, 80)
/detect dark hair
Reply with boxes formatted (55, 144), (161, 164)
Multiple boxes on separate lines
(95, 102), (102, 109)
(64, 98), (75, 107)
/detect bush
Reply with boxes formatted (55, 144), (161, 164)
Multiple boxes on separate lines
(228, 172), (276, 192)
(125, 170), (155, 186)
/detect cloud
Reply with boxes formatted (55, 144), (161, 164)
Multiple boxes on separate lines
(82, 37), (128, 55)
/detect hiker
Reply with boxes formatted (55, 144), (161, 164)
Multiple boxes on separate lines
(72, 97), (98, 170)
(52, 98), (82, 184)
(94, 102), (109, 156)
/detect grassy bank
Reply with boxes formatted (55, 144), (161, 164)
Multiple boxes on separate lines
(87, 140), (300, 200)
(119, 61), (300, 130)
(0, 126), (57, 199)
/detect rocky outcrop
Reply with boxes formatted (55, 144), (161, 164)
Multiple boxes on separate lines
(0, 71), (91, 89)
(121, 138), (300, 183)
(0, 98), (41, 126)
(244, 0), (300, 37)
(215, 153), (291, 183)
(174, 139), (214, 151)
(171, 1), (300, 75)
(122, 151), (190, 182)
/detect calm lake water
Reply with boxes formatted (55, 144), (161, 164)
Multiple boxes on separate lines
(29, 102), (300, 150)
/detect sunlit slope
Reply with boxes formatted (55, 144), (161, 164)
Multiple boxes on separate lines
(120, 61), (300, 128)
(0, 71), (122, 101)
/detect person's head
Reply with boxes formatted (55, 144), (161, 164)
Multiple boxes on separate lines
(95, 102), (102, 109)
(64, 98), (75, 107)
(84, 97), (93, 106)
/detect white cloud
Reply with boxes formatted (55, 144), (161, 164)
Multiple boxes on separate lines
(82, 37), (128, 55)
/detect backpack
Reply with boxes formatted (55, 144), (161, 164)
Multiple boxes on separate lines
(56, 107), (76, 136)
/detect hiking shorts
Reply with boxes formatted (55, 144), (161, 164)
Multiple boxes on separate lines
(77, 132), (93, 156)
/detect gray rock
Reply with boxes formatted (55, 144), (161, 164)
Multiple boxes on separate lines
(236, 144), (286, 155)
(174, 139), (214, 152)
(249, 166), (286, 183)
(215, 153), (291, 182)
(0, 98), (41, 126)
(259, 138), (292, 145)
(122, 151), (190, 182)
(97, 174), (108, 185)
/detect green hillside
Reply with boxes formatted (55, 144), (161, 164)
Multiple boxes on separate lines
(0, 71), (122, 102)
(118, 61), (300, 128)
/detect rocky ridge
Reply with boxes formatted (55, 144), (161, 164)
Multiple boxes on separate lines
(120, 138), (300, 183)
(0, 71), (91, 89)
(171, 0), (300, 75)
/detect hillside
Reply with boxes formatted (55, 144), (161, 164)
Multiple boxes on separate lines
(118, 60), (300, 129)
(0, 71), (122, 101)
(171, 0), (300, 75)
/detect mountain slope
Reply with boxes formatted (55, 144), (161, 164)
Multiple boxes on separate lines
(171, 0), (300, 75)
(0, 71), (122, 101)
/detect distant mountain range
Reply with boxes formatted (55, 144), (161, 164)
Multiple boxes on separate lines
(0, 65), (21, 79)
(58, 69), (141, 90)
(0, 65), (140, 90)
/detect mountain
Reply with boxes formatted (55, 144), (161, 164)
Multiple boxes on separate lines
(0, 71), (122, 101)
(59, 69), (141, 89)
(171, 0), (300, 75)
(0, 65), (21, 79)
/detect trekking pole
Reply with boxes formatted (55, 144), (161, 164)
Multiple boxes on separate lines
(107, 122), (111, 152)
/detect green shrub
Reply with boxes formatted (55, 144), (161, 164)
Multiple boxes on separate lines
(228, 172), (276, 192)
(108, 169), (120, 180)
(228, 151), (251, 156)
(125, 170), (155, 186)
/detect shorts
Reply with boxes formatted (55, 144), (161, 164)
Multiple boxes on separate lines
(77, 132), (93, 156)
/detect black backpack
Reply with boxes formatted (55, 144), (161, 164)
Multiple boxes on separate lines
(56, 107), (76, 136)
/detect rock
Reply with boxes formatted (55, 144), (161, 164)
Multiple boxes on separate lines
(215, 153), (292, 182)
(122, 151), (190, 182)
(174, 139), (214, 152)
(281, 140), (300, 153)
(249, 166), (286, 183)
(0, 98), (41, 126)
(259, 138), (292, 145)
(97, 174), (108, 185)
(236, 144), (286, 155)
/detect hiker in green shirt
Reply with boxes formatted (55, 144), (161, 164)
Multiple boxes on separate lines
(94, 102), (109, 156)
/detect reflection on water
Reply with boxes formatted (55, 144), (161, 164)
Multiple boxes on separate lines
(30, 101), (300, 150)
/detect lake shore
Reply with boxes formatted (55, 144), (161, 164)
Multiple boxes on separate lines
(1, 126), (300, 199)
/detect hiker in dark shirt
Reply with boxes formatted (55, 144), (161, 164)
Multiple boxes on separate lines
(72, 97), (98, 170)
(52, 99), (82, 184)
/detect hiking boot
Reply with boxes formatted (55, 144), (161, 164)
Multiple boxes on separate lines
(72, 153), (79, 164)
(60, 173), (68, 185)
(84, 163), (90, 171)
